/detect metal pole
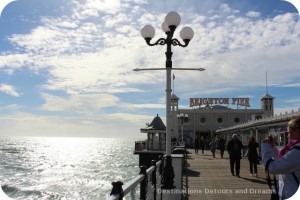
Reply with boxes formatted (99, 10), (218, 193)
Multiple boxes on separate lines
(139, 13), (203, 191)
(166, 66), (172, 156)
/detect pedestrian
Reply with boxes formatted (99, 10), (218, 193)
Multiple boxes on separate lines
(227, 134), (243, 177)
(194, 137), (199, 154)
(247, 136), (259, 177)
(218, 136), (226, 159)
(200, 136), (205, 154)
(209, 138), (217, 158)
(262, 116), (300, 199)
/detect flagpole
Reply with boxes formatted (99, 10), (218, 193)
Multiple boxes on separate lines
(172, 73), (175, 94)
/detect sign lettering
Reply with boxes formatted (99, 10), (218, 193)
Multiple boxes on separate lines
(190, 98), (250, 107)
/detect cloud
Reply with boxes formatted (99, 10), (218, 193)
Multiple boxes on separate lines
(3, 4), (299, 102)
(246, 11), (261, 18)
(0, 111), (152, 138)
(0, 84), (21, 97)
(3, 4), (299, 91)
(278, 82), (300, 87)
(1, 1), (300, 137)
(40, 93), (119, 113)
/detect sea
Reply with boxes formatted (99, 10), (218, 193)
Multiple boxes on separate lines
(0, 137), (142, 200)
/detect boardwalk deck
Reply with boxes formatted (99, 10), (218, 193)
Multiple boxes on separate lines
(183, 149), (271, 200)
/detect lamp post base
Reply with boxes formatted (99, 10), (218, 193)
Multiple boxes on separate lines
(161, 155), (175, 189)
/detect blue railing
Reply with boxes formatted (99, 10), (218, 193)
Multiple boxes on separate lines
(109, 159), (163, 200)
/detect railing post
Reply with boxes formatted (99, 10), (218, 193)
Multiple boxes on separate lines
(110, 181), (123, 199)
(151, 160), (157, 200)
(159, 155), (163, 176)
(158, 155), (163, 200)
(139, 165), (147, 200)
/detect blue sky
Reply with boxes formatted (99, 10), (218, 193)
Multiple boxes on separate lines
(0, 0), (299, 138)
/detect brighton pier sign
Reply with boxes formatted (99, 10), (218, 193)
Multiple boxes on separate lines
(190, 98), (250, 107)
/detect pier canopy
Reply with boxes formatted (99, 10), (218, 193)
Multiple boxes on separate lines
(216, 108), (300, 147)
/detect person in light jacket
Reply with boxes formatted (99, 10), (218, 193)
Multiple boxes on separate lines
(262, 116), (300, 199)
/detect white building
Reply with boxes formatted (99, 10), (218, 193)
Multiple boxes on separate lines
(171, 92), (275, 145)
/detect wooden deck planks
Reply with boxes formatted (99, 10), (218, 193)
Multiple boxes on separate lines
(183, 149), (271, 200)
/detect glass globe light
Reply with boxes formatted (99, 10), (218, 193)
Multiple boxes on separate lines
(180, 26), (194, 40)
(165, 11), (181, 27)
(161, 21), (170, 33)
(141, 25), (155, 39)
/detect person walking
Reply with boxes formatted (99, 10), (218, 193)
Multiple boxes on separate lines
(194, 137), (199, 154)
(218, 136), (226, 159)
(227, 134), (243, 177)
(247, 136), (259, 177)
(209, 138), (217, 158)
(200, 136), (205, 154)
(262, 116), (300, 199)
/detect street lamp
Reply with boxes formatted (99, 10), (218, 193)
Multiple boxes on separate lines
(177, 113), (189, 143)
(140, 11), (195, 190)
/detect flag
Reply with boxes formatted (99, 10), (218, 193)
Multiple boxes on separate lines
(173, 74), (175, 80)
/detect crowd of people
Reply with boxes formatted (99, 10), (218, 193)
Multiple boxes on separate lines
(193, 135), (226, 158)
(190, 116), (300, 200)
(193, 134), (260, 178)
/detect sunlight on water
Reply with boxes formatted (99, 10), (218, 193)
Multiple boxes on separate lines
(0, 137), (140, 200)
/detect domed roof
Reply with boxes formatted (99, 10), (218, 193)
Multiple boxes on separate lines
(149, 114), (166, 130)
(261, 93), (275, 100)
(171, 94), (180, 100)
(140, 114), (166, 133)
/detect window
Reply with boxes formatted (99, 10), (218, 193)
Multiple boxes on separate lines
(217, 117), (223, 123)
(234, 117), (240, 123)
(200, 117), (206, 123)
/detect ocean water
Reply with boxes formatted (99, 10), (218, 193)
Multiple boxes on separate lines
(0, 137), (141, 200)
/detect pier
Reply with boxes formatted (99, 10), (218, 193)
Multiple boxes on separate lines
(183, 149), (270, 200)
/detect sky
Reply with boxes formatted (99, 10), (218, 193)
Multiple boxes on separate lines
(0, 0), (299, 138)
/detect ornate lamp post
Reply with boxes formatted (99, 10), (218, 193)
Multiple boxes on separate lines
(140, 11), (196, 190)
(177, 113), (189, 143)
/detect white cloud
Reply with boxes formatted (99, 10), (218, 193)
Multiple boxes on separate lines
(0, 84), (21, 97)
(279, 83), (300, 87)
(0, 111), (153, 138)
(5, 9), (299, 100)
(0, 53), (29, 69)
(1, 1), (300, 137)
(40, 93), (119, 113)
(246, 11), (260, 18)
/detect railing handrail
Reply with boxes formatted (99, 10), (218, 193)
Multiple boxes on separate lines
(109, 159), (162, 200)
(123, 174), (144, 195)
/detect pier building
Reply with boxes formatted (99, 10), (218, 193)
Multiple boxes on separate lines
(134, 91), (278, 161)
(171, 92), (275, 146)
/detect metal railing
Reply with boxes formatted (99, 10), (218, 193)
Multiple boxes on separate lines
(134, 140), (166, 151)
(109, 159), (163, 200)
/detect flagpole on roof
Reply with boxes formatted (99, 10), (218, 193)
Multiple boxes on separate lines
(172, 73), (175, 94)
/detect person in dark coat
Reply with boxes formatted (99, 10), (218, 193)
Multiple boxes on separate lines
(218, 136), (226, 159)
(199, 136), (205, 154)
(194, 137), (199, 154)
(247, 136), (259, 177)
(227, 134), (243, 177)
